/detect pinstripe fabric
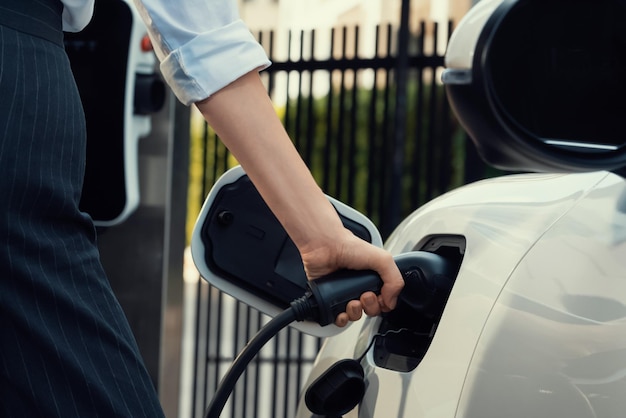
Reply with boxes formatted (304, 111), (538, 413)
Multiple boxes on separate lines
(0, 0), (64, 46)
(0, 19), (164, 418)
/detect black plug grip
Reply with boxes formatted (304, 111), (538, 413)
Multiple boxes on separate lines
(306, 251), (453, 326)
(307, 269), (382, 326)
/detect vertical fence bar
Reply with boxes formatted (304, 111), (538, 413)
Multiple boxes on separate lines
(366, 25), (381, 222)
(389, 0), (411, 233)
(322, 27), (336, 192)
(214, 291), (225, 414)
(410, 21), (426, 210)
(270, 328), (280, 417)
(426, 21), (439, 201)
(290, 332), (306, 416)
(284, 29), (293, 146)
(240, 307), (249, 418)
(379, 24), (394, 237)
(283, 329), (292, 417)
(266, 30), (275, 100)
(191, 120), (214, 417)
(294, 30), (305, 151)
(303, 30), (316, 167)
(347, 26), (359, 207)
(335, 26), (348, 199)
(252, 311), (262, 416)
(190, 281), (202, 418)
(233, 302), (241, 418)
(438, 21), (455, 195)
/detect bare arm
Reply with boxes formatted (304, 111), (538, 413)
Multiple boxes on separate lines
(195, 71), (404, 325)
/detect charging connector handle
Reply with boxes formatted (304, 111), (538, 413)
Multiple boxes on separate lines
(306, 269), (382, 326)
(305, 251), (448, 326)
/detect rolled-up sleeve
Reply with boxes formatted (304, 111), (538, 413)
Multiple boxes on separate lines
(132, 0), (271, 105)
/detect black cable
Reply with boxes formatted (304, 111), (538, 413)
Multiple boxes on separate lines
(204, 306), (298, 418)
(356, 328), (430, 362)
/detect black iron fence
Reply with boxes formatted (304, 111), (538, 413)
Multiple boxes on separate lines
(186, 15), (492, 418)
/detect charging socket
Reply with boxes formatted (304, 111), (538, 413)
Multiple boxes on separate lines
(373, 235), (465, 372)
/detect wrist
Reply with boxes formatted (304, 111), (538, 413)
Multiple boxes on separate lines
(299, 228), (359, 280)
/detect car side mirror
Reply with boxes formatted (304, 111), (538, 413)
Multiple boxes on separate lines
(443, 0), (626, 174)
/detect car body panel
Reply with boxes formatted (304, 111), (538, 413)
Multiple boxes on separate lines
(296, 171), (626, 417)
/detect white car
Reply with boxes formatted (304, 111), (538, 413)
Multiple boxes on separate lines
(192, 0), (626, 416)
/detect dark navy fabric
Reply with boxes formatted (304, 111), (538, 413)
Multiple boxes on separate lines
(0, 6), (165, 417)
(0, 0), (64, 46)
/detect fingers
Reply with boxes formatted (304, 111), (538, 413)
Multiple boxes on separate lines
(346, 300), (363, 321)
(361, 292), (381, 316)
(334, 292), (385, 327)
(334, 300), (362, 327)
(380, 274), (405, 311)
(374, 252), (405, 311)
(343, 293), (381, 321)
(334, 299), (368, 327)
(334, 313), (350, 327)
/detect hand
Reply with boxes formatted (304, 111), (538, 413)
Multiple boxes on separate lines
(300, 229), (404, 327)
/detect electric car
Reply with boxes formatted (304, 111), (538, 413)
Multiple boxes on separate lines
(191, 0), (626, 416)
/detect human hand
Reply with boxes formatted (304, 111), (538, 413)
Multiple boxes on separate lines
(300, 229), (404, 327)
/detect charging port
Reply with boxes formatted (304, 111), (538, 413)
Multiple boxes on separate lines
(373, 235), (465, 372)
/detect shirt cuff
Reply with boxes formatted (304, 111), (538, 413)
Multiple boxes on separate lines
(159, 19), (271, 106)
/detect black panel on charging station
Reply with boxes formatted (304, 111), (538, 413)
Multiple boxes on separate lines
(202, 175), (373, 309)
(65, 0), (132, 223)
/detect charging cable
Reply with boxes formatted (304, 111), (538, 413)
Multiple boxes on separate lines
(204, 307), (298, 417)
(204, 277), (379, 418)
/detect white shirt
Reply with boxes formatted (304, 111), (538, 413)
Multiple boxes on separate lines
(61, 0), (96, 32)
(62, 0), (271, 105)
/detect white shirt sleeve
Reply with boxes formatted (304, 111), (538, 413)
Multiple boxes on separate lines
(132, 0), (271, 105)
(61, 0), (95, 32)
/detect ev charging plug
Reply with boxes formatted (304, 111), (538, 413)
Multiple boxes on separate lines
(292, 251), (454, 326)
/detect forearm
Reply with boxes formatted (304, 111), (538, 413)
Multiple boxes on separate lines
(195, 71), (346, 255)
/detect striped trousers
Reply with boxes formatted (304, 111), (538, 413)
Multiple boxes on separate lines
(0, 10), (165, 418)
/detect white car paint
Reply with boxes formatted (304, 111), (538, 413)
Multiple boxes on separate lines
(296, 170), (626, 417)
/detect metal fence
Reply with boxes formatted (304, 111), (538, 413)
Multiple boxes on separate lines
(184, 14), (492, 418)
